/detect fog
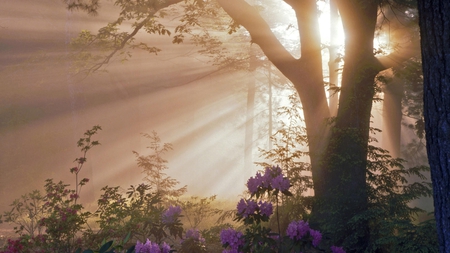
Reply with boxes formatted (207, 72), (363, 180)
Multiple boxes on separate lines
(0, 1), (431, 215)
(0, 0), (262, 211)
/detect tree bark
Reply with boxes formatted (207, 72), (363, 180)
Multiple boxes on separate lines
(418, 1), (450, 252)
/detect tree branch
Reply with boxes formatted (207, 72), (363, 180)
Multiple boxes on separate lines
(216, 0), (299, 79)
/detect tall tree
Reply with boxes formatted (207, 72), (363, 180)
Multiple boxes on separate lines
(418, 1), (450, 252)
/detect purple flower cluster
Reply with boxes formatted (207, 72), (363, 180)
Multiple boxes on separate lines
(331, 246), (346, 253)
(286, 220), (322, 247)
(247, 166), (290, 194)
(183, 228), (206, 244)
(220, 228), (244, 252)
(162, 205), (182, 224)
(135, 239), (170, 253)
(236, 199), (273, 218)
(309, 229), (322, 247)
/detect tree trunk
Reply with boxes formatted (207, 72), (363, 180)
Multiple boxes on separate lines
(382, 73), (403, 158)
(418, 1), (450, 252)
(311, 0), (382, 249)
(328, 0), (340, 117)
(244, 48), (257, 171)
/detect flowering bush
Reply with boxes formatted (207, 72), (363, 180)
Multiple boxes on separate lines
(135, 239), (171, 253)
(221, 166), (345, 253)
(162, 206), (182, 224)
(179, 228), (207, 253)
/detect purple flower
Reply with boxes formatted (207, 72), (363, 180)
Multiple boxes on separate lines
(237, 199), (246, 215)
(286, 220), (310, 240)
(261, 167), (273, 188)
(236, 199), (258, 217)
(136, 239), (166, 253)
(246, 200), (258, 215)
(220, 228), (244, 250)
(223, 250), (240, 253)
(331, 246), (346, 253)
(271, 165), (283, 176)
(258, 201), (273, 217)
(163, 205), (182, 224)
(184, 228), (205, 244)
(247, 173), (262, 194)
(309, 229), (322, 247)
(270, 174), (290, 191)
(161, 242), (171, 253)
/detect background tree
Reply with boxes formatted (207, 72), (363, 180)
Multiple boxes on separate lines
(418, 1), (450, 252)
(133, 131), (187, 205)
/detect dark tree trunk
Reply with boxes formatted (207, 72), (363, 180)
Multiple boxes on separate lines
(311, 0), (382, 249)
(418, 1), (450, 252)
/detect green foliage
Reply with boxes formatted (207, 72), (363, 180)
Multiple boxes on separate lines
(395, 57), (425, 138)
(1, 190), (45, 237)
(256, 91), (437, 251)
(343, 142), (437, 252)
(66, 0), (233, 75)
(178, 229), (207, 253)
(38, 179), (91, 252)
(222, 168), (341, 253)
(0, 126), (187, 252)
(90, 183), (183, 245)
(256, 91), (314, 230)
(64, 0), (100, 15)
(180, 195), (222, 229)
(133, 131), (187, 205)
(201, 223), (235, 253)
(75, 233), (135, 253)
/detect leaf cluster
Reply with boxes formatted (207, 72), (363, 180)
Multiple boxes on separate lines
(91, 183), (183, 246)
(180, 195), (222, 229)
(1, 190), (46, 237)
(75, 234), (135, 253)
(343, 143), (437, 252)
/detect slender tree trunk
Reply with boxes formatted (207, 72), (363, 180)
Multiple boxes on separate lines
(328, 0), (340, 117)
(268, 63), (273, 150)
(418, 1), (450, 252)
(382, 73), (403, 158)
(244, 48), (257, 171)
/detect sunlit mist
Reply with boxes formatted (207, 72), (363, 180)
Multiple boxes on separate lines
(0, 0), (427, 217)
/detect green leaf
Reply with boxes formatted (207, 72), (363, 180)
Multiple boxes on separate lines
(99, 241), (113, 253)
(123, 231), (131, 244)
